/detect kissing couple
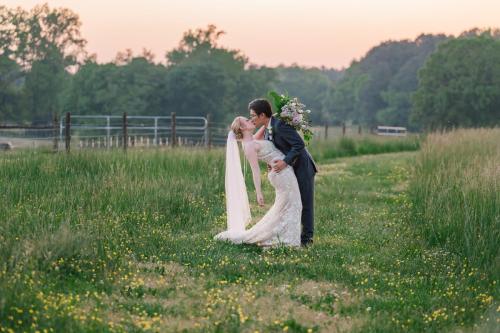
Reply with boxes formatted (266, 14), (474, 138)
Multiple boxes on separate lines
(215, 98), (318, 248)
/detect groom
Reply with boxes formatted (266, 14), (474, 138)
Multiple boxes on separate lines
(249, 99), (318, 247)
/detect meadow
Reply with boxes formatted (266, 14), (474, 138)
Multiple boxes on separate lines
(0, 133), (498, 332)
(308, 135), (421, 163)
(409, 129), (500, 278)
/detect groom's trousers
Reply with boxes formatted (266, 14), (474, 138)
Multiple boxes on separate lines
(294, 164), (316, 244)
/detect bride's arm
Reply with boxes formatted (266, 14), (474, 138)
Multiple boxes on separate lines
(253, 126), (266, 140)
(243, 141), (264, 206)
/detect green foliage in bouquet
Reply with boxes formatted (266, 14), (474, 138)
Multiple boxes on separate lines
(268, 91), (314, 145)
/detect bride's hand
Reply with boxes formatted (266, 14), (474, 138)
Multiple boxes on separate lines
(257, 193), (265, 207)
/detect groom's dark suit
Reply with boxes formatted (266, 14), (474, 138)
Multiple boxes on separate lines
(264, 116), (318, 244)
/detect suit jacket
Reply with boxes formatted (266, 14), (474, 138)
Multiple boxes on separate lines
(266, 116), (318, 177)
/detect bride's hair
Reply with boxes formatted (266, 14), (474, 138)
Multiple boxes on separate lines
(230, 117), (244, 140)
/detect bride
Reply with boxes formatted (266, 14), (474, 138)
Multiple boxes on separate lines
(214, 116), (302, 247)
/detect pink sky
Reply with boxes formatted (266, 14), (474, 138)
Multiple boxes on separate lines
(3, 0), (500, 68)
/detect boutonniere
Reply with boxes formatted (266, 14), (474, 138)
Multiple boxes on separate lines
(267, 122), (273, 140)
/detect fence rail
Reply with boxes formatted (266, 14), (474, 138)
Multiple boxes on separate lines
(60, 113), (222, 152)
(59, 114), (212, 150)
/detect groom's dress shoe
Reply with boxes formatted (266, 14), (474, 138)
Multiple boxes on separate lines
(301, 240), (313, 248)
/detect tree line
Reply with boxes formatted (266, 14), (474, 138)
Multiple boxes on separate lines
(1, 3), (499, 130)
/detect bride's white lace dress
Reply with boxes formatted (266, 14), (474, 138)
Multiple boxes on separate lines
(215, 140), (302, 247)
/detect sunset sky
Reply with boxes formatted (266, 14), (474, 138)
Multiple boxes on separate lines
(3, 0), (500, 68)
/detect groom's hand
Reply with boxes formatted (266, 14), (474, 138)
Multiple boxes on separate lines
(273, 160), (287, 173)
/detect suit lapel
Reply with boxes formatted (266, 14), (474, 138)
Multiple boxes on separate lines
(270, 117), (276, 141)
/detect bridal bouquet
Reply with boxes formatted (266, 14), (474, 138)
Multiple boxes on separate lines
(268, 91), (314, 145)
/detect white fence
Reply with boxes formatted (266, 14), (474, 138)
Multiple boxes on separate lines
(61, 115), (209, 148)
(0, 113), (230, 150)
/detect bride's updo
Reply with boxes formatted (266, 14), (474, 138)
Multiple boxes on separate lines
(230, 117), (244, 140)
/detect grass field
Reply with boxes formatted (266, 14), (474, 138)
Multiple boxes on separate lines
(0, 133), (498, 332)
(409, 129), (500, 278)
(308, 135), (421, 163)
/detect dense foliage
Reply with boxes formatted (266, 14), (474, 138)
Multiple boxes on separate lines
(412, 33), (500, 129)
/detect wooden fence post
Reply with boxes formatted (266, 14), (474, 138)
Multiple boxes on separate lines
(53, 113), (59, 152)
(207, 113), (212, 149)
(65, 112), (71, 153)
(324, 123), (328, 140)
(171, 112), (176, 147)
(342, 122), (346, 137)
(122, 112), (128, 152)
(358, 125), (362, 135)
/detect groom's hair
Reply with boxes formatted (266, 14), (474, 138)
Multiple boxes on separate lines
(248, 99), (273, 118)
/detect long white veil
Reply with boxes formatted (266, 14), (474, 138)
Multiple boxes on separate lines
(225, 131), (251, 235)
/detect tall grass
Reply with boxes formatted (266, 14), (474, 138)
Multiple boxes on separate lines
(0, 149), (226, 331)
(309, 135), (421, 163)
(409, 128), (500, 277)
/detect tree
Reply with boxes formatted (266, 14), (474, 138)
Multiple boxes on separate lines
(162, 25), (273, 121)
(330, 34), (448, 128)
(23, 49), (68, 123)
(0, 3), (88, 123)
(0, 3), (87, 70)
(271, 66), (338, 124)
(63, 55), (167, 116)
(0, 54), (24, 122)
(166, 24), (246, 69)
(161, 61), (231, 119)
(411, 33), (500, 129)
(379, 34), (448, 128)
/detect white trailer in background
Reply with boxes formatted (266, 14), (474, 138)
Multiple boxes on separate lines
(376, 126), (407, 137)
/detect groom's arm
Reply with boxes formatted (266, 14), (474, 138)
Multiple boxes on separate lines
(280, 123), (305, 166)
